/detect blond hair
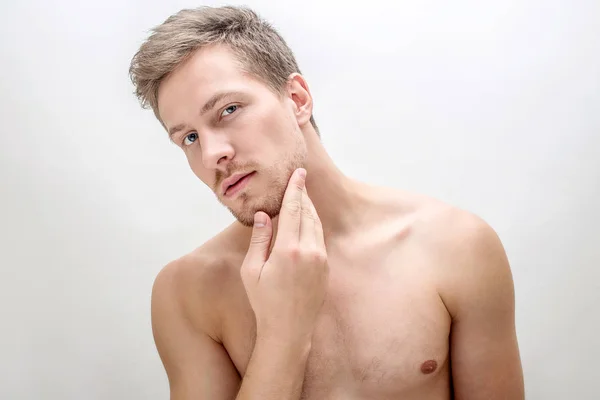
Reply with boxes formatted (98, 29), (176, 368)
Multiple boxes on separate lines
(129, 5), (318, 134)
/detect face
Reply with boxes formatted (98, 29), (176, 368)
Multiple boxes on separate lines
(157, 45), (311, 226)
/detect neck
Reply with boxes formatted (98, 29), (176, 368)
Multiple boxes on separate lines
(245, 128), (374, 246)
(294, 128), (370, 237)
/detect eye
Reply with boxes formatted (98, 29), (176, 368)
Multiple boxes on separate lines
(221, 105), (238, 118)
(183, 132), (198, 146)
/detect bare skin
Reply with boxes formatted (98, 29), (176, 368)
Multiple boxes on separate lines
(151, 44), (525, 399)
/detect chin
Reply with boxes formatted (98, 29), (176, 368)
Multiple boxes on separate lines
(227, 190), (285, 227)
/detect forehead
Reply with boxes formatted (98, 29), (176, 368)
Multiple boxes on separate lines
(157, 45), (264, 124)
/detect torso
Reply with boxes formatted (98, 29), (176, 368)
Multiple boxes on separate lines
(189, 192), (455, 399)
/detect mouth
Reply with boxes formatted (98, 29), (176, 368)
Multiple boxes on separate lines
(223, 172), (255, 197)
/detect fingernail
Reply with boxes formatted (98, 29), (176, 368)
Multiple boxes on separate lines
(254, 213), (266, 228)
(298, 168), (306, 179)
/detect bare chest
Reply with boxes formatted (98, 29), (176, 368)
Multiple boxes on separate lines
(222, 255), (452, 400)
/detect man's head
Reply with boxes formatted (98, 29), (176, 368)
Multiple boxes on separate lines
(129, 6), (319, 226)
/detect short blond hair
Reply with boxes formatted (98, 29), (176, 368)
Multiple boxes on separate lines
(129, 5), (318, 134)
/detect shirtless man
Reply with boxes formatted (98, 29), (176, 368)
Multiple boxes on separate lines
(129, 6), (524, 400)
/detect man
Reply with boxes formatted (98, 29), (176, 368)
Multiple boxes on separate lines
(129, 6), (524, 400)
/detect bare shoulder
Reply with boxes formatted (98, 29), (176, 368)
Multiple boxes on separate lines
(151, 222), (247, 340)
(369, 182), (513, 318)
(408, 197), (514, 319)
(150, 223), (247, 397)
(365, 183), (504, 259)
(374, 185), (498, 242)
(412, 198), (503, 254)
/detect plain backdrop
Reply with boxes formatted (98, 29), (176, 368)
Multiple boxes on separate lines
(1, 0), (599, 399)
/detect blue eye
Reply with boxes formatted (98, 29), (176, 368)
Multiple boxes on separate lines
(221, 105), (238, 117)
(183, 132), (198, 146)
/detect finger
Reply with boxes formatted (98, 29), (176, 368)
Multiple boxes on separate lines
(274, 168), (306, 246)
(304, 186), (325, 251)
(241, 212), (273, 283)
(299, 186), (316, 248)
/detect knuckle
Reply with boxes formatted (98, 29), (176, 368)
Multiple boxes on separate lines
(301, 206), (315, 220)
(310, 249), (328, 264)
(286, 245), (301, 260)
(275, 245), (327, 264)
(274, 245), (301, 261)
(299, 248), (327, 264)
(250, 234), (270, 245)
(283, 199), (302, 215)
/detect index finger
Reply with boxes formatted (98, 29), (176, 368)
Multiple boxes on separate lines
(274, 168), (306, 246)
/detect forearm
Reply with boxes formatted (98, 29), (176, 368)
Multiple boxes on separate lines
(235, 333), (312, 400)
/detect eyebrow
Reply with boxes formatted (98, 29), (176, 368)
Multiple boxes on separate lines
(167, 91), (244, 139)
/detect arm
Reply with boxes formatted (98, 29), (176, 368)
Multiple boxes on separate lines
(151, 261), (240, 400)
(235, 333), (312, 399)
(152, 259), (313, 400)
(440, 214), (525, 399)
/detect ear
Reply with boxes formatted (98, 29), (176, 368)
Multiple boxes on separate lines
(286, 73), (313, 127)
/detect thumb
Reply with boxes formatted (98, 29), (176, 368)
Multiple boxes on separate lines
(244, 211), (273, 270)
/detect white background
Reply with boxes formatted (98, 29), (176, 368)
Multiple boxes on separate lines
(1, 0), (599, 399)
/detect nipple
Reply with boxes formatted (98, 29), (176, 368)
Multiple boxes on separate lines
(420, 360), (438, 374)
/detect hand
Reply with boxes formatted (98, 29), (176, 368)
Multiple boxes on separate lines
(240, 168), (329, 341)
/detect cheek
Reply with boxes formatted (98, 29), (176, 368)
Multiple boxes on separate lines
(261, 113), (297, 146)
(186, 150), (214, 189)
(253, 99), (293, 131)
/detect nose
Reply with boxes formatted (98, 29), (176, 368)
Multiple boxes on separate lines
(200, 132), (234, 171)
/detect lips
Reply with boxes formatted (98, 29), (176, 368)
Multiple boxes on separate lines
(226, 175), (247, 192)
(222, 172), (254, 196)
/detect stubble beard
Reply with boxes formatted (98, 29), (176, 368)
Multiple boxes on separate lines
(220, 140), (307, 227)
